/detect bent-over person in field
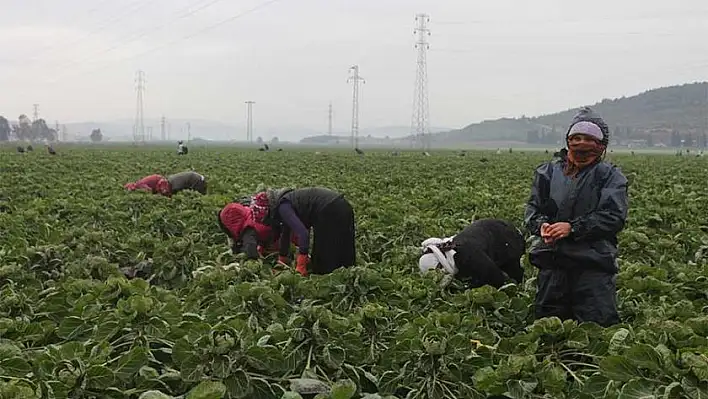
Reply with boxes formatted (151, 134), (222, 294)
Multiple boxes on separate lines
(418, 218), (525, 289)
(156, 171), (207, 196)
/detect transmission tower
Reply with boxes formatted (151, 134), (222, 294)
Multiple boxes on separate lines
(411, 13), (431, 151)
(147, 126), (153, 141)
(134, 70), (146, 145)
(61, 124), (68, 142)
(33, 104), (40, 121)
(187, 122), (191, 142)
(160, 116), (166, 141)
(347, 65), (365, 149)
(245, 101), (255, 143)
(328, 102), (333, 136)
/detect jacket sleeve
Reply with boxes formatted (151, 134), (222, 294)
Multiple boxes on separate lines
(569, 168), (629, 241)
(278, 202), (310, 254)
(524, 163), (552, 236)
(240, 228), (260, 259)
(278, 223), (292, 258)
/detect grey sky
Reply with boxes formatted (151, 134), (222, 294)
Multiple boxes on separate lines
(1, 0), (707, 138)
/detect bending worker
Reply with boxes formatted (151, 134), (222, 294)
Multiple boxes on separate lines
(418, 218), (525, 288)
(250, 187), (356, 276)
(157, 171), (207, 196)
(124, 171), (207, 196)
(524, 107), (629, 327)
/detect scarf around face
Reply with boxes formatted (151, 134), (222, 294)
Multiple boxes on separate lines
(564, 139), (606, 177)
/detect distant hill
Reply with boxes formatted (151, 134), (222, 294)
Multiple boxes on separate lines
(300, 126), (451, 145)
(436, 82), (708, 146)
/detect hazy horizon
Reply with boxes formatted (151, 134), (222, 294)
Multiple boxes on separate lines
(2, 0), (708, 140)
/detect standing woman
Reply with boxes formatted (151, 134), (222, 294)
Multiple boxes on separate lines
(524, 107), (629, 327)
(250, 187), (356, 276)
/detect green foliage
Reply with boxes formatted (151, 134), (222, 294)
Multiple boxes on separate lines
(1, 146), (708, 398)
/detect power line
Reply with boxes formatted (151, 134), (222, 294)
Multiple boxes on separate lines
(411, 13), (431, 152)
(41, 0), (286, 86)
(347, 65), (365, 150)
(245, 101), (255, 143)
(434, 14), (708, 26)
(25, 0), (153, 65)
(38, 0), (228, 76)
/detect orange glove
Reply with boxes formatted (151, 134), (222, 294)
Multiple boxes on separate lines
(296, 253), (309, 277)
(278, 256), (290, 267)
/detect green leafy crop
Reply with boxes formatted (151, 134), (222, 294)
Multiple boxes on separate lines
(1, 146), (708, 398)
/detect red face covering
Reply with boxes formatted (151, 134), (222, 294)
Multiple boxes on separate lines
(565, 135), (606, 176)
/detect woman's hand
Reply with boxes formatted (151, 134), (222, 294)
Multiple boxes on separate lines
(541, 222), (571, 244)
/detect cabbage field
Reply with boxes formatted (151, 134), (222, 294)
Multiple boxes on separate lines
(1, 146), (708, 399)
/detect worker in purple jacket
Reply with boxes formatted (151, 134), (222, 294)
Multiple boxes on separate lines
(250, 187), (356, 276)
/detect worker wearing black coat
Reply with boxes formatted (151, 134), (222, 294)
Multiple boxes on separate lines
(250, 187), (356, 276)
(418, 218), (525, 289)
(524, 107), (628, 327)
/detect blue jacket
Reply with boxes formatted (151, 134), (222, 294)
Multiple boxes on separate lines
(524, 158), (629, 273)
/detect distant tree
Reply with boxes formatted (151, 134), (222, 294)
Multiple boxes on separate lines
(271, 136), (279, 144)
(686, 133), (694, 148)
(0, 116), (9, 141)
(31, 119), (56, 142)
(15, 114), (32, 141)
(256, 136), (263, 145)
(90, 128), (103, 142)
(646, 134), (654, 147)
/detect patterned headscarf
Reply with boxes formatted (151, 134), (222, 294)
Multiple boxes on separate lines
(250, 192), (270, 223)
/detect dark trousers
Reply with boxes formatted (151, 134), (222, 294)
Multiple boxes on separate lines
(188, 178), (207, 195)
(533, 254), (620, 327)
(311, 197), (356, 274)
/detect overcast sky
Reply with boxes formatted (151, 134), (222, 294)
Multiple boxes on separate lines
(1, 0), (707, 137)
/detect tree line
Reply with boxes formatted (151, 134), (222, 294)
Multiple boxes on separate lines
(0, 114), (57, 142)
(0, 114), (103, 142)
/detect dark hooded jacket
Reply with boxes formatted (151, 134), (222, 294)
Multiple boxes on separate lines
(524, 108), (628, 274)
(452, 219), (526, 288)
